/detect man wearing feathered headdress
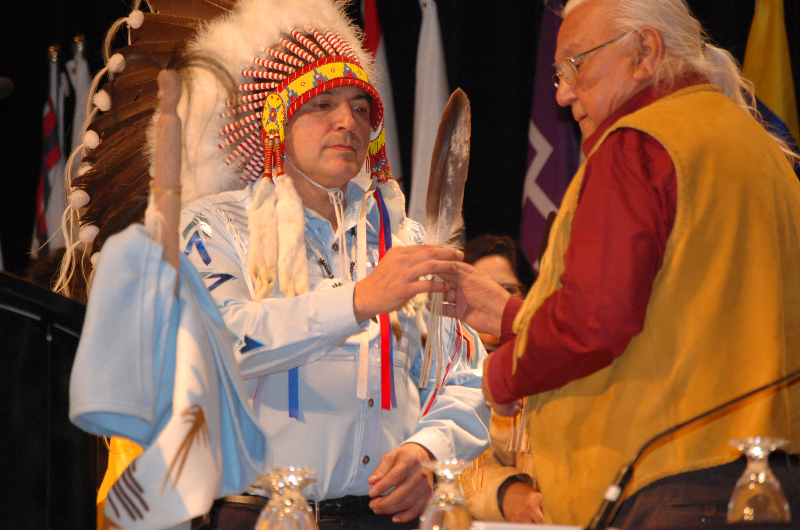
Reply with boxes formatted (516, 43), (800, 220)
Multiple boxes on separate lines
(169, 0), (490, 527)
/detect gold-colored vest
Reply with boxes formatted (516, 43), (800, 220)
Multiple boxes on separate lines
(514, 85), (800, 525)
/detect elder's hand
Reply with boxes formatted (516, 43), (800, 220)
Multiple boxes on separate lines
(353, 246), (461, 324)
(501, 481), (544, 523)
(440, 262), (511, 337)
(367, 443), (434, 523)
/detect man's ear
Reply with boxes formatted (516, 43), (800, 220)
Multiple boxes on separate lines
(632, 25), (664, 83)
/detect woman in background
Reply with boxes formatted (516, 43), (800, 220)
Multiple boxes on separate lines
(463, 234), (534, 351)
(461, 234), (542, 523)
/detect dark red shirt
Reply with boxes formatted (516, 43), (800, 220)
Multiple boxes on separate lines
(487, 77), (708, 403)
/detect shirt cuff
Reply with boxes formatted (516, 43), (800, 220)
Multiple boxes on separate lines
(487, 342), (517, 404)
(500, 297), (524, 344)
(403, 429), (453, 462)
(317, 282), (363, 347)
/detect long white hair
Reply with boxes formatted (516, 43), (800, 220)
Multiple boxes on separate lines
(563, 0), (799, 163)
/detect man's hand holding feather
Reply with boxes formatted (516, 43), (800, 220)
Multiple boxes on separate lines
(352, 245), (462, 325)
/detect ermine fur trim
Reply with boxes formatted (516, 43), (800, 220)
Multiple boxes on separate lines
(248, 178), (279, 300)
(274, 175), (308, 297)
(378, 179), (408, 243)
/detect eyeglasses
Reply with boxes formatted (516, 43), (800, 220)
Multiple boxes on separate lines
(501, 283), (526, 298)
(552, 33), (628, 88)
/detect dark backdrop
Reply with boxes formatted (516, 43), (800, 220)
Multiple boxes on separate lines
(0, 0), (797, 276)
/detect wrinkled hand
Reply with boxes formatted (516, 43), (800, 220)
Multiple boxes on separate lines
(353, 246), (462, 324)
(502, 481), (544, 523)
(482, 355), (523, 417)
(367, 443), (434, 522)
(439, 262), (511, 337)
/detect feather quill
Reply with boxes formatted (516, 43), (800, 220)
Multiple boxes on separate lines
(421, 88), (471, 390)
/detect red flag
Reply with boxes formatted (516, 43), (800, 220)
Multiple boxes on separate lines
(362, 0), (403, 185)
(32, 49), (67, 259)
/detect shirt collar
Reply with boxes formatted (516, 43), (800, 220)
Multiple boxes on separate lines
(304, 165), (376, 236)
(582, 72), (709, 155)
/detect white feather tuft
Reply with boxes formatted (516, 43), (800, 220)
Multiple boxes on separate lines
(92, 90), (111, 112)
(83, 130), (99, 150)
(79, 224), (99, 244)
(127, 10), (144, 29)
(107, 53), (125, 74)
(70, 190), (90, 209)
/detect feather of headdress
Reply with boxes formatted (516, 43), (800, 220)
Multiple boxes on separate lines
(130, 13), (201, 44)
(147, 0), (234, 19)
(100, 78), (159, 110)
(56, 1), (199, 298)
(88, 94), (157, 139)
(420, 88), (471, 389)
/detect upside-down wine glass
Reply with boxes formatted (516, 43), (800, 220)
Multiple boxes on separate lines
(251, 467), (319, 530)
(418, 459), (473, 530)
(726, 437), (791, 523)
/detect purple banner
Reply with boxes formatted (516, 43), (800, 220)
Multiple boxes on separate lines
(519, 0), (580, 267)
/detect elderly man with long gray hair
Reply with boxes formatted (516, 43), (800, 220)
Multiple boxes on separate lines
(442, 0), (800, 527)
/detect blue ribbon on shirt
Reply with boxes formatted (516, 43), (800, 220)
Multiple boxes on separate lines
(289, 368), (299, 419)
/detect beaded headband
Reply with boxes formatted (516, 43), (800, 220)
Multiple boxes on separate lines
(218, 29), (392, 184)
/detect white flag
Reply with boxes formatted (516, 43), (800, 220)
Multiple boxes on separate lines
(66, 43), (91, 180)
(407, 0), (449, 225)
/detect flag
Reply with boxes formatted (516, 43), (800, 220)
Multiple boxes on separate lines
(407, 0), (449, 225)
(32, 46), (67, 258)
(66, 37), (91, 180)
(519, 0), (580, 268)
(743, 0), (800, 155)
(362, 0), (403, 186)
